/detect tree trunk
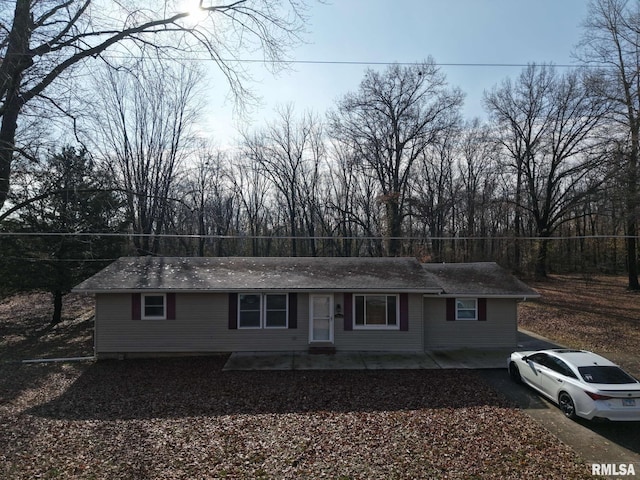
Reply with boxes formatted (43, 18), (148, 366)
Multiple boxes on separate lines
(535, 237), (550, 279)
(386, 195), (402, 256)
(626, 137), (640, 290)
(626, 209), (639, 289)
(51, 290), (64, 327)
(0, 0), (32, 211)
(513, 164), (523, 273)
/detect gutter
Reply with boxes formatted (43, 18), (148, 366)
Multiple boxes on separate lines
(424, 293), (541, 299)
(21, 356), (96, 364)
(76, 288), (444, 294)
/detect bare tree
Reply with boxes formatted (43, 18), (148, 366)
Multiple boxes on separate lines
(575, 0), (640, 289)
(230, 153), (272, 256)
(91, 60), (203, 255)
(410, 131), (457, 261)
(241, 104), (324, 256)
(0, 0), (309, 211)
(328, 60), (464, 256)
(484, 64), (553, 271)
(456, 118), (500, 261)
(485, 64), (609, 278)
(175, 143), (236, 256)
(326, 141), (389, 256)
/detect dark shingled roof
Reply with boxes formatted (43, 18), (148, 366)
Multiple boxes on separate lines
(73, 256), (443, 293)
(421, 262), (539, 297)
(74, 257), (539, 297)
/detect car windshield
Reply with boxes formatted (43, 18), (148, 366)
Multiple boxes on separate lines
(578, 366), (637, 384)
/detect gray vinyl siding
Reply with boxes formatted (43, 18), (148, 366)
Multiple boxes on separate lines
(95, 292), (310, 354)
(95, 291), (425, 354)
(423, 297), (518, 349)
(333, 293), (424, 352)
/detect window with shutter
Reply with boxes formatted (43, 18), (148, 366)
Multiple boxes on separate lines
(353, 294), (400, 330)
(447, 298), (487, 321)
(141, 293), (167, 320)
(233, 293), (294, 329)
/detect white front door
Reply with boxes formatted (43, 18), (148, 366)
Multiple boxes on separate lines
(309, 294), (334, 343)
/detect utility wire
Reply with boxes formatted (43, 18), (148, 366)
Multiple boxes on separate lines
(3, 49), (595, 69)
(0, 232), (635, 241)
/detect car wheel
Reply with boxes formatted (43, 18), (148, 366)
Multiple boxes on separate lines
(558, 392), (577, 420)
(509, 362), (522, 383)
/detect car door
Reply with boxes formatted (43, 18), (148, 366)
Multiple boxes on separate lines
(522, 353), (551, 392)
(540, 356), (577, 399)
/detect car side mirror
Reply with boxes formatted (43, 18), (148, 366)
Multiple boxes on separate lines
(521, 356), (529, 362)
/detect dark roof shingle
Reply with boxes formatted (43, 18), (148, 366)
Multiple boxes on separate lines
(74, 256), (442, 293)
(74, 257), (538, 298)
(421, 262), (539, 297)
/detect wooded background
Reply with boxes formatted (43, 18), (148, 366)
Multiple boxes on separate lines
(2, 0), (640, 322)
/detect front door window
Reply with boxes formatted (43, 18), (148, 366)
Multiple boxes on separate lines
(310, 295), (333, 343)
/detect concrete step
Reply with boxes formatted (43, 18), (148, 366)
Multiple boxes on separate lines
(308, 344), (336, 355)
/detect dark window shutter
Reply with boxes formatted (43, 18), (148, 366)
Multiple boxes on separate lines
(228, 293), (238, 329)
(446, 298), (455, 321)
(478, 298), (487, 321)
(399, 293), (409, 331)
(167, 293), (176, 320)
(288, 293), (297, 329)
(343, 293), (353, 331)
(132, 293), (141, 320)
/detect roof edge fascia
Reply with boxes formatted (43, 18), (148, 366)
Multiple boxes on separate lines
(74, 288), (443, 294)
(428, 293), (541, 299)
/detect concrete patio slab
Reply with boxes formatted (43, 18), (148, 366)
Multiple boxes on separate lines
(428, 348), (512, 369)
(222, 351), (294, 371)
(293, 352), (366, 370)
(222, 330), (563, 371)
(224, 350), (504, 371)
(360, 352), (441, 370)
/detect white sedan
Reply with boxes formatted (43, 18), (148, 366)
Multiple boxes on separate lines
(508, 349), (640, 421)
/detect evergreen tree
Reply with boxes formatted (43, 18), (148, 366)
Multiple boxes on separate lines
(0, 147), (126, 326)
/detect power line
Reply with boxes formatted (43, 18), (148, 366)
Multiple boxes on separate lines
(193, 59), (587, 69)
(0, 232), (635, 241)
(5, 49), (593, 69)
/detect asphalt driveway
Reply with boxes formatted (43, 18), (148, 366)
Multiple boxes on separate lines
(479, 369), (640, 475)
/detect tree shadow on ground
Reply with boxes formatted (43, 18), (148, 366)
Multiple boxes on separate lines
(581, 418), (640, 455)
(1, 318), (94, 363)
(27, 357), (513, 420)
(0, 313), (93, 405)
(0, 291), (94, 363)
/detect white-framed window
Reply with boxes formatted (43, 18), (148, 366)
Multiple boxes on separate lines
(142, 293), (166, 320)
(238, 293), (288, 329)
(239, 293), (262, 328)
(265, 294), (288, 328)
(354, 294), (399, 329)
(456, 298), (477, 320)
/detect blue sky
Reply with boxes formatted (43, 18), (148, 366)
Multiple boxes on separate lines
(204, 0), (590, 143)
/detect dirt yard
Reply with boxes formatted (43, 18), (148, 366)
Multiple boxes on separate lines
(1, 278), (631, 479)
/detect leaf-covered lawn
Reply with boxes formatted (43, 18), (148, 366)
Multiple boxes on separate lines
(0, 292), (94, 363)
(520, 274), (640, 378)
(0, 358), (594, 479)
(0, 289), (605, 479)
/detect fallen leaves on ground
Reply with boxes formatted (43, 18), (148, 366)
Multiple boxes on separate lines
(0, 291), (94, 362)
(520, 274), (640, 377)
(0, 358), (594, 479)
